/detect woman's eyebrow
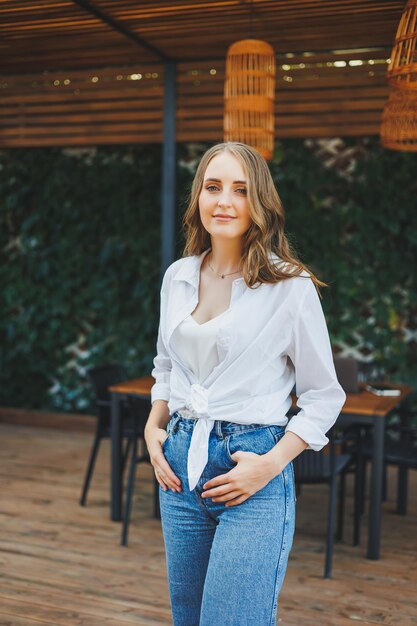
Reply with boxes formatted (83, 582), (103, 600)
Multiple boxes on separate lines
(204, 177), (247, 185)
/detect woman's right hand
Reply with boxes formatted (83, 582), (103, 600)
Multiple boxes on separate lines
(145, 426), (182, 492)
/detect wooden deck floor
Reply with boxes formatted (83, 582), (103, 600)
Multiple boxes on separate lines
(0, 423), (416, 626)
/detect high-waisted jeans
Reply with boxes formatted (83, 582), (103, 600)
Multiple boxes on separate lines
(159, 410), (297, 626)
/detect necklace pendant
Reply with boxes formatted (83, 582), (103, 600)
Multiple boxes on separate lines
(221, 274), (225, 279)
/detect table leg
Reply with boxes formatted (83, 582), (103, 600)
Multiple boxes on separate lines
(111, 393), (123, 521)
(367, 416), (385, 559)
(397, 405), (410, 515)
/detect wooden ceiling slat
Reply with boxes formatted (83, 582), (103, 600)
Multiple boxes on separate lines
(0, 78), (388, 103)
(0, 90), (164, 106)
(0, 96), (388, 119)
(0, 101), (164, 116)
(0, 110), (382, 137)
(177, 112), (383, 128)
(0, 81), (164, 97)
(0, 111), (164, 125)
(179, 50), (391, 66)
(1, 71), (390, 103)
(178, 101), (387, 116)
(0, 64), (163, 82)
(0, 124), (382, 148)
(186, 86), (391, 102)
(0, 134), (164, 146)
(120, 17), (397, 38)
(0, 99), (385, 122)
(177, 76), (387, 92)
(0, 68), (388, 99)
(0, 123), (164, 137)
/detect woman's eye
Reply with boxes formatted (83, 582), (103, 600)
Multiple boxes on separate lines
(206, 185), (218, 192)
(236, 188), (247, 195)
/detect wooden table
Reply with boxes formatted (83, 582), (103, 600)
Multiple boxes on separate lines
(109, 376), (413, 560)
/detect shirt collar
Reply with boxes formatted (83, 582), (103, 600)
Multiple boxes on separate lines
(172, 249), (210, 286)
(172, 248), (281, 287)
(173, 248), (244, 287)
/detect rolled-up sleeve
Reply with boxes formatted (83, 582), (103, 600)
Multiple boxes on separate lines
(285, 278), (346, 450)
(150, 275), (172, 404)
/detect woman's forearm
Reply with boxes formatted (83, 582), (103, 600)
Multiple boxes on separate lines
(145, 399), (170, 434)
(263, 431), (308, 477)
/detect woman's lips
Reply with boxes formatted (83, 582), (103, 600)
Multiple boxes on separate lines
(213, 215), (236, 222)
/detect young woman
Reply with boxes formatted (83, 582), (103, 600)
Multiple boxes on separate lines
(144, 142), (346, 626)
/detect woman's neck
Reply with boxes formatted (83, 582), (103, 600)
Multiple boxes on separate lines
(207, 240), (243, 275)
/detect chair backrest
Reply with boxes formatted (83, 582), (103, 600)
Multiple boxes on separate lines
(292, 427), (337, 483)
(128, 396), (152, 437)
(293, 449), (331, 482)
(333, 356), (359, 393)
(86, 363), (129, 404)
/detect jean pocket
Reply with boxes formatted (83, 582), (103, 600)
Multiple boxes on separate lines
(161, 416), (175, 452)
(287, 460), (297, 502)
(161, 431), (171, 452)
(224, 426), (280, 466)
(267, 425), (286, 444)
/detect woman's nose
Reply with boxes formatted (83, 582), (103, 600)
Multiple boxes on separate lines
(217, 194), (232, 208)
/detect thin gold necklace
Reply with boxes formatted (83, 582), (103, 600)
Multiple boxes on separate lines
(207, 252), (242, 279)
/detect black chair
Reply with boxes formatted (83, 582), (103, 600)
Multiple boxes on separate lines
(292, 424), (359, 578)
(333, 356), (359, 394)
(384, 406), (416, 515)
(331, 356), (369, 546)
(385, 428), (417, 514)
(348, 410), (417, 545)
(335, 424), (371, 547)
(121, 396), (159, 547)
(80, 363), (134, 506)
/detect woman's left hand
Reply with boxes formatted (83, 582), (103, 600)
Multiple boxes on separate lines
(201, 450), (279, 507)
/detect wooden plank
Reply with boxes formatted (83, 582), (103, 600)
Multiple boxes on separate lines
(0, 89), (165, 105)
(0, 112), (385, 137)
(1, 78), (382, 107)
(0, 134), (166, 147)
(0, 111), (165, 124)
(0, 81), (389, 107)
(0, 613), (57, 626)
(0, 407), (95, 433)
(0, 126), (384, 147)
(0, 101), (166, 115)
(0, 127), (382, 147)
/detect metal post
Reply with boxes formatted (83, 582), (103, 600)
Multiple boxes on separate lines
(161, 60), (177, 274)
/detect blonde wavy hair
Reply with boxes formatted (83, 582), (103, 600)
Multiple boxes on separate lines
(182, 142), (328, 296)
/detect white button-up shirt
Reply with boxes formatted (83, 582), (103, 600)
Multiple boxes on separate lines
(151, 248), (346, 490)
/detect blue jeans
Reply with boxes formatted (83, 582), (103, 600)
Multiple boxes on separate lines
(159, 411), (297, 626)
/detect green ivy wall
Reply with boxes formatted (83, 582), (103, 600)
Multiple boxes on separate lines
(1, 138), (416, 414)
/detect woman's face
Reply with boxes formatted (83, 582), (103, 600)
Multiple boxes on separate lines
(198, 152), (252, 242)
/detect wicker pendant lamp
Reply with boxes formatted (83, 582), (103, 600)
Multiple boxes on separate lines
(381, 0), (417, 150)
(224, 38), (276, 160)
(380, 87), (417, 151)
(387, 0), (417, 90)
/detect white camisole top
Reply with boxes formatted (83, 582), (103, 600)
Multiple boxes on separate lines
(170, 311), (227, 418)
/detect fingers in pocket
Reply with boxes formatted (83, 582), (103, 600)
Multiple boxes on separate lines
(155, 452), (182, 492)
